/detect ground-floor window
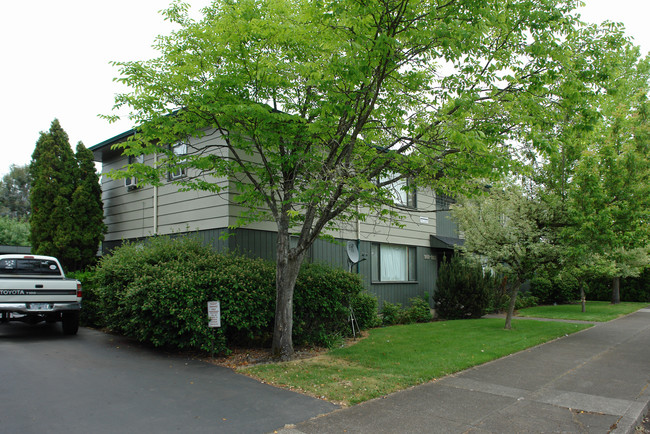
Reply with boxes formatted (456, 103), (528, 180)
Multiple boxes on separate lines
(371, 243), (416, 282)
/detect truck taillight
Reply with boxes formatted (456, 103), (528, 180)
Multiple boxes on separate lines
(77, 283), (82, 298)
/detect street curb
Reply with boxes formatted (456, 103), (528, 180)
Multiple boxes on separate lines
(613, 383), (650, 434)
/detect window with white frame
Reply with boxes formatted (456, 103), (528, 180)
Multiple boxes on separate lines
(371, 243), (417, 282)
(168, 141), (188, 180)
(381, 174), (417, 208)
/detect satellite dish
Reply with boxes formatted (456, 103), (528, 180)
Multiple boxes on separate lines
(346, 241), (360, 264)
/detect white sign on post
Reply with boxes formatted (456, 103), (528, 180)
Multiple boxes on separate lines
(207, 301), (221, 328)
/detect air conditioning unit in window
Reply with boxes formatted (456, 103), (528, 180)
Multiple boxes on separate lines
(124, 177), (139, 191)
(168, 167), (185, 181)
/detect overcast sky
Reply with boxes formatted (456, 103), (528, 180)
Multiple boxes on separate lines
(1, 0), (648, 177)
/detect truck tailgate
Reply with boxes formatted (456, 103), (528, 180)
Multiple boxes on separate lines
(0, 279), (80, 303)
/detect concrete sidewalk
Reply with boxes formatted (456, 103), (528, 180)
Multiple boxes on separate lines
(277, 307), (650, 433)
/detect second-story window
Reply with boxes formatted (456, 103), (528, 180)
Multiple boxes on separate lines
(383, 176), (416, 208)
(168, 142), (188, 181)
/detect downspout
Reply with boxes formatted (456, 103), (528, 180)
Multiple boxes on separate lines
(356, 203), (361, 274)
(153, 152), (158, 235)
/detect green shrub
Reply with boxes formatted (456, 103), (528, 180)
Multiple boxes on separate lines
(485, 273), (508, 313)
(67, 269), (103, 328)
(293, 263), (366, 347)
(553, 274), (579, 304)
(620, 267), (650, 302)
(351, 292), (380, 330)
(530, 273), (580, 305)
(379, 298), (431, 326)
(585, 269), (650, 302)
(381, 302), (402, 326)
(93, 235), (376, 353)
(401, 297), (432, 324)
(499, 293), (539, 311)
(434, 255), (493, 319)
(94, 236), (275, 354)
(530, 277), (553, 304)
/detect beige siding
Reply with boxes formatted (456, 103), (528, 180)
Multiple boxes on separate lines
(232, 187), (440, 247)
(99, 128), (453, 248)
(100, 133), (232, 242)
(317, 188), (439, 247)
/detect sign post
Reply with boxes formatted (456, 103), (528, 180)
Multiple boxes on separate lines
(207, 301), (221, 328)
(207, 301), (221, 358)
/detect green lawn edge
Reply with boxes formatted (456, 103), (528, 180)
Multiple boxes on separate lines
(517, 301), (649, 322)
(239, 318), (591, 405)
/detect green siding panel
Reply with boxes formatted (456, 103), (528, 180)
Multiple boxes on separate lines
(103, 228), (438, 308)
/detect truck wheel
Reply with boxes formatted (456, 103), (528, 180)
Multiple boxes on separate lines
(62, 312), (79, 335)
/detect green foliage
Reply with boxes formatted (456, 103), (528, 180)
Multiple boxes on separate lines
(93, 236), (374, 353)
(0, 216), (30, 246)
(380, 302), (402, 327)
(452, 185), (561, 326)
(529, 277), (553, 304)
(106, 0), (612, 355)
(69, 143), (106, 270)
(30, 119), (77, 267)
(351, 292), (380, 330)
(293, 263), (367, 347)
(434, 255), (493, 320)
(530, 274), (579, 305)
(401, 297), (433, 324)
(380, 297), (432, 326)
(67, 270), (103, 328)
(499, 293), (539, 311)
(29, 120), (105, 271)
(553, 273), (579, 304)
(0, 164), (30, 219)
(535, 34), (650, 299)
(585, 268), (650, 302)
(95, 236), (273, 353)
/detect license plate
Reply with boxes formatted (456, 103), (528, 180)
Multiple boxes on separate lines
(29, 303), (51, 310)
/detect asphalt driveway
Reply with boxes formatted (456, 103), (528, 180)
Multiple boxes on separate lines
(0, 323), (337, 434)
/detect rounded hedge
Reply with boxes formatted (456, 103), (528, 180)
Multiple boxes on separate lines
(92, 235), (377, 354)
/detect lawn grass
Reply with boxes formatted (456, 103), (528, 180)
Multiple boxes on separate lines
(240, 319), (590, 405)
(517, 301), (649, 322)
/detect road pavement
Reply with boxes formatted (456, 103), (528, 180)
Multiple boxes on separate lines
(0, 323), (336, 434)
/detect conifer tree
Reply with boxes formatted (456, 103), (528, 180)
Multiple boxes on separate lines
(30, 119), (105, 270)
(70, 143), (106, 269)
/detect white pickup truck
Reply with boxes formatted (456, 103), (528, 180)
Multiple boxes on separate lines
(0, 254), (82, 335)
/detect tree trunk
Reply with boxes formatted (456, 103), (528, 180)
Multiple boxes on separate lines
(504, 280), (521, 330)
(611, 276), (621, 304)
(271, 228), (305, 361)
(580, 283), (586, 313)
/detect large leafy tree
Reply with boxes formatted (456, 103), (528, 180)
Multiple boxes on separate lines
(108, 0), (599, 359)
(452, 184), (561, 329)
(30, 120), (105, 270)
(566, 57), (650, 303)
(533, 33), (650, 304)
(0, 164), (31, 219)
